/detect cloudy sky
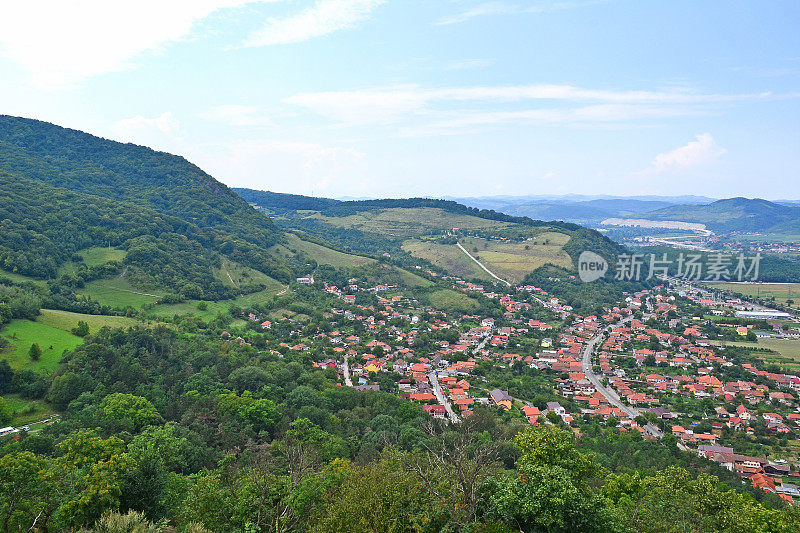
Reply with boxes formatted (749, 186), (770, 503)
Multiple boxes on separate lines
(1, 1), (798, 199)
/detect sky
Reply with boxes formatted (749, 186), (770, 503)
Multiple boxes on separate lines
(1, 0), (798, 199)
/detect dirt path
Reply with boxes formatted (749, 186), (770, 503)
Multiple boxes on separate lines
(455, 242), (512, 287)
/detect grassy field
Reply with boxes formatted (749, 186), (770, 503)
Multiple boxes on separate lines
(458, 234), (572, 284)
(2, 393), (56, 426)
(0, 268), (46, 286)
(395, 267), (434, 288)
(148, 281), (287, 319)
(0, 319), (82, 371)
(428, 289), (479, 314)
(403, 239), (491, 281)
(712, 337), (800, 371)
(213, 257), (282, 290)
(76, 275), (165, 308)
(309, 207), (513, 239)
(37, 309), (143, 334)
(58, 246), (127, 277)
(706, 282), (800, 310)
(281, 233), (375, 269)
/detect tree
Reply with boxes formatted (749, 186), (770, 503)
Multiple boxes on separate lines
(71, 320), (90, 337)
(0, 396), (12, 426)
(0, 359), (12, 394)
(484, 425), (615, 532)
(0, 452), (50, 532)
(100, 393), (162, 432)
(28, 343), (41, 362)
(404, 420), (503, 532)
(54, 430), (132, 529)
(120, 447), (168, 520)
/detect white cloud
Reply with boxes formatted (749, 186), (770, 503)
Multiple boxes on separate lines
(647, 133), (726, 173)
(284, 85), (430, 124)
(111, 112), (182, 148)
(187, 139), (366, 194)
(200, 105), (272, 126)
(284, 83), (765, 132)
(242, 0), (385, 47)
(0, 0), (265, 89)
(436, 0), (608, 26)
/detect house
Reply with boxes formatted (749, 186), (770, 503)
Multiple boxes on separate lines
(296, 275), (315, 284)
(546, 402), (566, 417)
(698, 445), (734, 458)
(489, 389), (512, 410)
(424, 404), (446, 418)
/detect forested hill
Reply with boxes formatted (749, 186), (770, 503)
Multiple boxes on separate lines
(0, 116), (295, 297)
(646, 197), (800, 233)
(0, 115), (283, 250)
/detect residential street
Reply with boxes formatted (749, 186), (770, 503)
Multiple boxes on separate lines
(428, 371), (460, 423)
(581, 316), (664, 438)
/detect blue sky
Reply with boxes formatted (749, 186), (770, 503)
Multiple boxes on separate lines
(1, 1), (798, 199)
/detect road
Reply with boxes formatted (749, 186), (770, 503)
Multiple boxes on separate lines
(455, 242), (512, 287)
(428, 371), (460, 423)
(580, 316), (663, 438)
(343, 354), (353, 387)
(472, 332), (492, 355)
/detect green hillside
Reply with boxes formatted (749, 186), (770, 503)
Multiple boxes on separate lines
(646, 197), (800, 233)
(0, 115), (299, 300)
(236, 188), (627, 284)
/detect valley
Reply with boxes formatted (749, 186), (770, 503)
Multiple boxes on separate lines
(0, 116), (798, 531)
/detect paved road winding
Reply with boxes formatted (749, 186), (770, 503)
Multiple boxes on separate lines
(580, 316), (663, 438)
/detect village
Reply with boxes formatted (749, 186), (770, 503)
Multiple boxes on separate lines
(220, 260), (800, 505)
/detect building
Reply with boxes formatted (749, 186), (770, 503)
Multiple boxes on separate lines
(489, 389), (512, 410)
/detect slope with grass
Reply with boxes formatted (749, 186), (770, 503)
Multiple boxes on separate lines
(457, 234), (572, 284)
(37, 309), (143, 334)
(238, 189), (630, 287)
(1, 319), (83, 371)
(402, 239), (491, 281)
(279, 233), (375, 269)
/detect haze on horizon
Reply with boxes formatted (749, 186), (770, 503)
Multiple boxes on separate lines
(1, 1), (798, 200)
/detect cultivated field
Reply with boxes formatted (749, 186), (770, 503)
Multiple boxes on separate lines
(309, 207), (512, 239)
(402, 239), (491, 281)
(458, 234), (572, 284)
(713, 337), (800, 372)
(707, 282), (800, 310)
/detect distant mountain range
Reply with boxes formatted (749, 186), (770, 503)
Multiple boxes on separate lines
(646, 197), (800, 233)
(446, 195), (713, 225)
(447, 195), (800, 234)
